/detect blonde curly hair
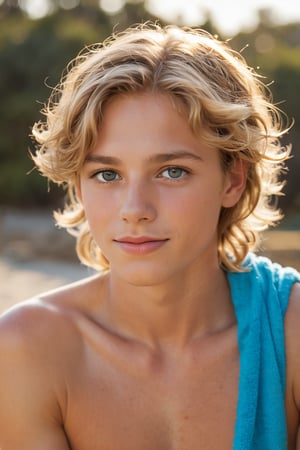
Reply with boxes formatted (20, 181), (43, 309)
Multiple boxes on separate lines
(32, 23), (291, 272)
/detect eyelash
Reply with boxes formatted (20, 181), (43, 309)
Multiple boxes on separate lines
(90, 166), (190, 184)
(159, 167), (189, 180)
(92, 170), (121, 183)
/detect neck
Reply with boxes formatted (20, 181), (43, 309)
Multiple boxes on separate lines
(101, 259), (235, 351)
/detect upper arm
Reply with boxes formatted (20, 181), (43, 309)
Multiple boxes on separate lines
(0, 302), (71, 450)
(285, 282), (300, 408)
(285, 282), (300, 448)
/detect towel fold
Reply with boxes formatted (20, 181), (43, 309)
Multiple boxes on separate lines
(227, 253), (300, 450)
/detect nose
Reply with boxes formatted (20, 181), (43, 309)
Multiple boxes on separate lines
(119, 180), (157, 224)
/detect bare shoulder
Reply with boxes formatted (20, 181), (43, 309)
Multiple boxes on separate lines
(0, 286), (81, 350)
(0, 271), (105, 352)
(0, 273), (105, 449)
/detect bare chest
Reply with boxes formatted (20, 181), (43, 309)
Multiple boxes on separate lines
(63, 329), (239, 450)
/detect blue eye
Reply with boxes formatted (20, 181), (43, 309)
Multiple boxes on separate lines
(161, 167), (187, 179)
(94, 170), (120, 183)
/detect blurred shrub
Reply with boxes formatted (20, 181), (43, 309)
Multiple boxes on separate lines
(0, 10), (112, 207)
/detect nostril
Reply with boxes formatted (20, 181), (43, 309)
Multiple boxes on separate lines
(119, 184), (157, 223)
(120, 203), (156, 223)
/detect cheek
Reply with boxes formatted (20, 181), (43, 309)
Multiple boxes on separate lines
(172, 188), (225, 240)
(80, 190), (109, 229)
(174, 186), (223, 216)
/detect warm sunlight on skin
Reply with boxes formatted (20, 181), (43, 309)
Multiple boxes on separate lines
(78, 93), (246, 289)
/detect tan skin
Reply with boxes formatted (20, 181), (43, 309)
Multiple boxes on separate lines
(0, 93), (299, 449)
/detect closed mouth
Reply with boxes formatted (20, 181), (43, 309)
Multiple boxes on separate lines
(113, 237), (169, 254)
(114, 237), (168, 244)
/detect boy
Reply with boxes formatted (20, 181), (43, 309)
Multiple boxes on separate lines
(0, 23), (299, 450)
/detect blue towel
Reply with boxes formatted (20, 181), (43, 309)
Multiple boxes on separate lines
(227, 253), (300, 449)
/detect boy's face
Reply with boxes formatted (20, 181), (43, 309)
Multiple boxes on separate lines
(78, 93), (244, 285)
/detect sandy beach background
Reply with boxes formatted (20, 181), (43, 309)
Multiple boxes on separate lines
(1, 208), (299, 314)
(0, 209), (96, 314)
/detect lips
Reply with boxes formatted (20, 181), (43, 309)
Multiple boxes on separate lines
(114, 237), (168, 255)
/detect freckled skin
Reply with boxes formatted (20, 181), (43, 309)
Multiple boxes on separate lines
(0, 93), (299, 450)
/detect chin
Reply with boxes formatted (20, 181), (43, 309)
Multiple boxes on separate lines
(112, 263), (173, 287)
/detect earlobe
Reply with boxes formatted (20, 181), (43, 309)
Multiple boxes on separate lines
(222, 159), (247, 208)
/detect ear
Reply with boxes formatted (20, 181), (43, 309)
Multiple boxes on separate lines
(221, 159), (247, 208)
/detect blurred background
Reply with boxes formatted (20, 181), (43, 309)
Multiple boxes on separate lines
(0, 0), (299, 311)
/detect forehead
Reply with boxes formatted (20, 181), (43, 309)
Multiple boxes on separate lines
(93, 93), (195, 152)
(101, 91), (187, 123)
(85, 92), (222, 169)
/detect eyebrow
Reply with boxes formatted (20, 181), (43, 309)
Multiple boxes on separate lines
(84, 150), (203, 165)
